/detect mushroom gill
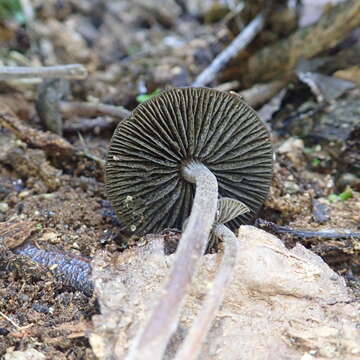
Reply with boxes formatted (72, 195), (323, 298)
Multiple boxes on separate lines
(106, 87), (273, 236)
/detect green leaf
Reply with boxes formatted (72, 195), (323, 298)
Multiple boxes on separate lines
(328, 187), (353, 202)
(311, 158), (321, 167)
(136, 88), (161, 103)
(338, 189), (352, 201)
(327, 194), (339, 202)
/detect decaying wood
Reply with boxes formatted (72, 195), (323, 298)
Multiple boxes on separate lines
(229, 0), (360, 87)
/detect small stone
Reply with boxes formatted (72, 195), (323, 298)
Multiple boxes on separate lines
(0, 202), (9, 213)
(312, 199), (330, 224)
(19, 190), (30, 199)
(278, 138), (304, 167)
(4, 348), (46, 360)
(278, 137), (304, 154)
(283, 181), (300, 194)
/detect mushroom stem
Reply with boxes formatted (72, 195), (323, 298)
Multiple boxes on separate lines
(174, 223), (238, 360)
(126, 161), (218, 360)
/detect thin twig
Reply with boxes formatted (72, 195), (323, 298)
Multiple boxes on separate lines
(60, 101), (131, 120)
(192, 11), (266, 87)
(64, 118), (116, 134)
(0, 64), (87, 80)
(0, 311), (21, 330)
(175, 224), (238, 360)
(256, 219), (360, 239)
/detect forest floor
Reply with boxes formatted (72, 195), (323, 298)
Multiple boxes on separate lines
(0, 1), (359, 359)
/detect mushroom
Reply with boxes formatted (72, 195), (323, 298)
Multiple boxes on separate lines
(105, 87), (273, 358)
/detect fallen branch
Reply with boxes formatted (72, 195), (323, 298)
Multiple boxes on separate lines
(0, 64), (87, 80)
(238, 79), (288, 108)
(231, 0), (360, 87)
(192, 11), (266, 87)
(256, 219), (360, 239)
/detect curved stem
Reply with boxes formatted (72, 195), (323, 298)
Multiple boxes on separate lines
(125, 161), (218, 360)
(174, 224), (238, 360)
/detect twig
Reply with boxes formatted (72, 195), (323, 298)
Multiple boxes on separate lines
(0, 311), (21, 330)
(238, 79), (288, 108)
(256, 219), (360, 239)
(60, 101), (131, 120)
(64, 117), (116, 134)
(78, 133), (106, 167)
(192, 11), (266, 87)
(175, 224), (238, 360)
(0, 64), (87, 80)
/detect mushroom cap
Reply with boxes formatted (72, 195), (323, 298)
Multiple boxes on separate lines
(106, 87), (273, 236)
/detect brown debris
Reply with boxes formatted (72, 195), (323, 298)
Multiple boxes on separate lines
(334, 65), (360, 86)
(0, 220), (36, 249)
(0, 104), (105, 177)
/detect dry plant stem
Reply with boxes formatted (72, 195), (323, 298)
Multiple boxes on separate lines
(257, 219), (360, 239)
(64, 118), (116, 134)
(0, 64), (87, 80)
(175, 224), (238, 360)
(59, 101), (131, 120)
(192, 11), (266, 87)
(126, 162), (218, 360)
(235, 0), (360, 87)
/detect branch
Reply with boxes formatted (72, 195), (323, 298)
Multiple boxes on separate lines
(256, 219), (360, 239)
(60, 101), (131, 119)
(192, 11), (266, 87)
(0, 64), (87, 80)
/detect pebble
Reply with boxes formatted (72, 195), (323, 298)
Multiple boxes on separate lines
(0, 202), (9, 213)
(312, 199), (330, 224)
